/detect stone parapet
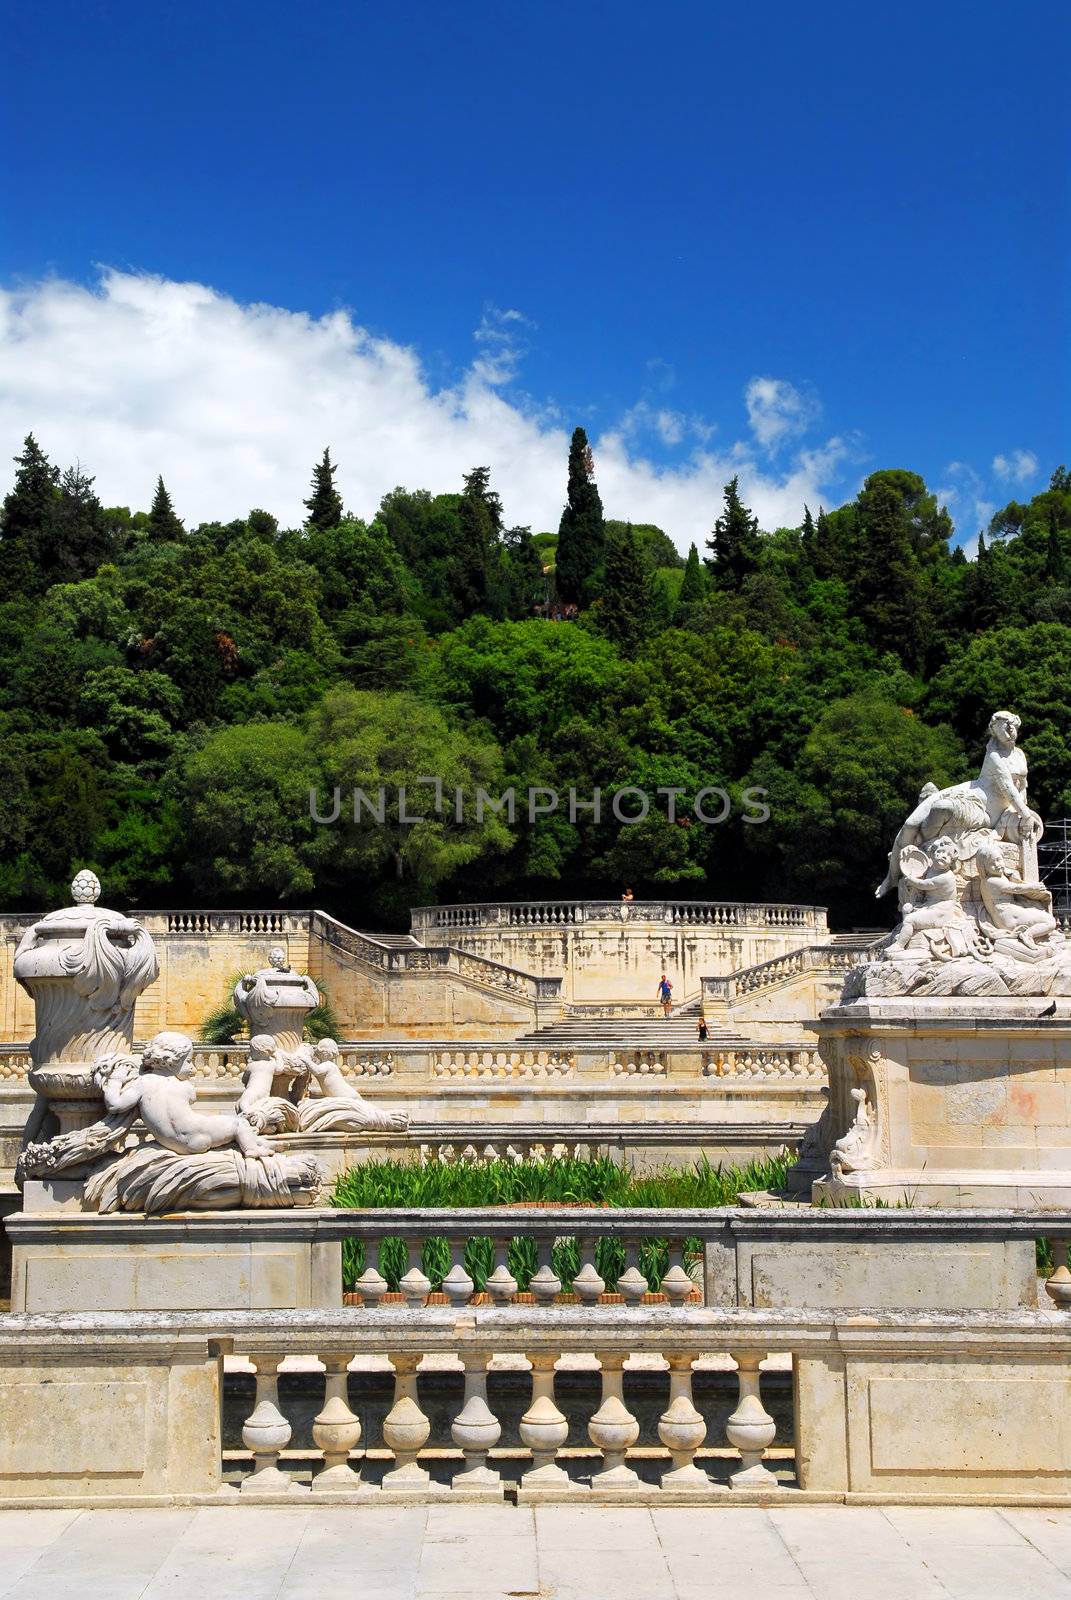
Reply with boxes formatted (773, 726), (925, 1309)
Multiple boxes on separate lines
(3, 1302), (1071, 1504)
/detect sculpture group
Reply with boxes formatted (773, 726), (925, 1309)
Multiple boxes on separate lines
(852, 709), (1071, 997)
(14, 877), (406, 1214)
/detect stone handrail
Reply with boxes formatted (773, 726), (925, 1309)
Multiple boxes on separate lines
(0, 1038), (827, 1084)
(4, 1302), (1071, 1502)
(702, 944), (864, 1003)
(411, 899), (828, 934)
(310, 910), (558, 1003)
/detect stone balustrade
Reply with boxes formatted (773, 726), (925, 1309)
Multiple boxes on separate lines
(704, 1045), (824, 1080)
(412, 899), (828, 934)
(0, 1039), (828, 1084)
(702, 944), (864, 1004)
(6, 1301), (1071, 1503)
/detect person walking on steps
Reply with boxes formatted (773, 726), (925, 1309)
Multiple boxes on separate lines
(697, 1016), (709, 1042)
(657, 973), (673, 1017)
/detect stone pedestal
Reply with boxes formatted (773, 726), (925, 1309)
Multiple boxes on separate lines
(6, 1207), (342, 1312)
(813, 999), (1071, 1207)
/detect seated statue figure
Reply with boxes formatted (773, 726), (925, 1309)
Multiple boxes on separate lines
(17, 1030), (322, 1213)
(976, 838), (1059, 951)
(240, 1035), (408, 1135)
(877, 710), (1043, 899)
(888, 837), (972, 952)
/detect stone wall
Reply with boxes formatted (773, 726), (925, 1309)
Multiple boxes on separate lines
(411, 899), (828, 1005)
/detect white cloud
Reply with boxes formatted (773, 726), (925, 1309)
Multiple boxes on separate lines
(0, 270), (853, 549)
(937, 461), (994, 543)
(744, 376), (821, 452)
(992, 448), (1038, 485)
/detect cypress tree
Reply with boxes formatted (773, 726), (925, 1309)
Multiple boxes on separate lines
(0, 434), (59, 590)
(45, 463), (116, 584)
(304, 447), (344, 531)
(852, 478), (929, 669)
(1045, 508), (1067, 584)
(450, 466), (505, 618)
(599, 523), (654, 651)
(705, 476), (760, 590)
(675, 542), (706, 613)
(555, 427), (605, 604)
(147, 475), (185, 541)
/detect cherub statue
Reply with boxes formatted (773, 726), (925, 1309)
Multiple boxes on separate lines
(975, 838), (1058, 951)
(888, 836), (968, 951)
(99, 1029), (275, 1157)
(239, 1035), (408, 1135)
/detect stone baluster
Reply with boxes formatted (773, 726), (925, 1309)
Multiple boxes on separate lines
(312, 1354), (363, 1490)
(571, 1237), (606, 1303)
(616, 1241), (649, 1304)
(354, 1244), (389, 1306)
(485, 1238), (519, 1303)
(1046, 1237), (1071, 1308)
(441, 1238), (475, 1306)
(530, 1239), (563, 1304)
(588, 1352), (640, 1488)
(725, 1351), (777, 1487)
(399, 1239), (432, 1305)
(241, 1355), (302, 1495)
(451, 1353), (503, 1495)
(660, 1241), (694, 1305)
(382, 1354), (431, 1489)
(519, 1353), (575, 1493)
(658, 1354), (711, 1492)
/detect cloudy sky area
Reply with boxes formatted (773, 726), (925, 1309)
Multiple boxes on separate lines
(0, 269), (871, 541)
(1, 4), (1063, 551)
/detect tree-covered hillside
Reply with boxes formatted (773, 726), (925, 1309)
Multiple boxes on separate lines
(2, 431), (1069, 928)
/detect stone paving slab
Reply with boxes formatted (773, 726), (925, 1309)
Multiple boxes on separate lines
(3, 1504), (1071, 1599)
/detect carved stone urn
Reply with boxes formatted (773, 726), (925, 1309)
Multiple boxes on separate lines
(233, 946), (319, 1051)
(14, 870), (159, 1139)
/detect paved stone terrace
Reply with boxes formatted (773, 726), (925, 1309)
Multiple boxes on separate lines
(4, 1504), (1071, 1599)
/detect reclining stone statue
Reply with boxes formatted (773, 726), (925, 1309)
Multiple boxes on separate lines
(18, 1029), (323, 1212)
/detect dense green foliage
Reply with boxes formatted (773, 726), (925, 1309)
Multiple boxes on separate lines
(2, 429), (1070, 927)
(331, 1153), (794, 1292)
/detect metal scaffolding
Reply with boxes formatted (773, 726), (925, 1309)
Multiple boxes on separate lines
(1040, 818), (1071, 923)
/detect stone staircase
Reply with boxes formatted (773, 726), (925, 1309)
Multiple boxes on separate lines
(351, 930), (424, 950)
(515, 1014), (756, 1050)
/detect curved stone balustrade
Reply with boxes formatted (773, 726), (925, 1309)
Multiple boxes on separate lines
(413, 898), (827, 934)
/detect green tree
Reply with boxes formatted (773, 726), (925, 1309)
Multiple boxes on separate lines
(171, 721), (324, 899)
(304, 447), (344, 531)
(555, 427), (605, 604)
(852, 476), (930, 669)
(311, 687), (513, 914)
(503, 524), (546, 616)
(0, 435), (59, 591)
(676, 543), (706, 607)
(743, 695), (965, 923)
(147, 476), (185, 542)
(596, 523), (654, 651)
(705, 476), (760, 591)
(45, 464), (118, 585)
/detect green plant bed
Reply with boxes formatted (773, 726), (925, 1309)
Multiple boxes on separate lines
(331, 1152), (795, 1293)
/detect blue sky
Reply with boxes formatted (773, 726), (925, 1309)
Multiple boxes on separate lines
(1, 0), (1067, 547)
